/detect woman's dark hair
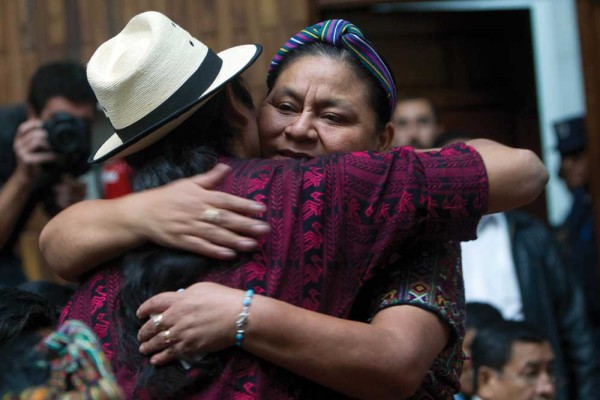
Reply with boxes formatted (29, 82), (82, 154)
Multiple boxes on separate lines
(0, 287), (58, 342)
(18, 280), (75, 311)
(0, 288), (57, 395)
(117, 77), (251, 398)
(266, 42), (392, 134)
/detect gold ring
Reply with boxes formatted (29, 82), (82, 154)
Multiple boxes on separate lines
(163, 330), (173, 345)
(202, 208), (220, 223)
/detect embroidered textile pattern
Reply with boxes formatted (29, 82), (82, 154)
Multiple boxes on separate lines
(62, 144), (486, 399)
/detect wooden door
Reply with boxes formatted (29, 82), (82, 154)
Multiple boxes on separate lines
(317, 3), (546, 220)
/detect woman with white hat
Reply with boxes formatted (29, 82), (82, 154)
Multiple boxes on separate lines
(43, 12), (547, 399)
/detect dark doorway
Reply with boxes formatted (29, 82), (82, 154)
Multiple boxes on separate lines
(319, 6), (546, 220)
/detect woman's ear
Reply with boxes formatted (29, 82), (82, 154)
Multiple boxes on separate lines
(377, 121), (395, 152)
(223, 84), (261, 159)
(223, 85), (254, 132)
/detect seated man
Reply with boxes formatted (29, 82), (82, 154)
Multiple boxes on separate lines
(456, 302), (504, 400)
(472, 320), (557, 400)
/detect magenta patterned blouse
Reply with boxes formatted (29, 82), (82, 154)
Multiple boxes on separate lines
(61, 143), (488, 399)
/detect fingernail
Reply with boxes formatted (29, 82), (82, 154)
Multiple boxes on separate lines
(219, 249), (236, 258)
(251, 204), (266, 212)
(252, 224), (270, 234)
(238, 239), (257, 249)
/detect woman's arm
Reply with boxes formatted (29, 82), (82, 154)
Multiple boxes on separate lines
(137, 284), (446, 400)
(463, 139), (548, 213)
(41, 140), (547, 280)
(137, 241), (460, 399)
(40, 164), (269, 281)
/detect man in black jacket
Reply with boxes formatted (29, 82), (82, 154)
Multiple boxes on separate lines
(461, 210), (600, 400)
(553, 115), (600, 336)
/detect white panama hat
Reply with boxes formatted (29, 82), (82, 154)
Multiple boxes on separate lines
(87, 11), (262, 163)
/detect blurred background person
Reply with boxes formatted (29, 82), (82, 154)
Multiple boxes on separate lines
(0, 61), (96, 286)
(471, 320), (557, 400)
(390, 96), (444, 148)
(553, 115), (600, 339)
(456, 302), (505, 400)
(461, 208), (600, 399)
(428, 129), (600, 399)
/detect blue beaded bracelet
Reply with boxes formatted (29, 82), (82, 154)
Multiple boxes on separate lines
(235, 289), (254, 347)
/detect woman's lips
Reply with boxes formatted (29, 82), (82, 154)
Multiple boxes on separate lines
(276, 149), (313, 159)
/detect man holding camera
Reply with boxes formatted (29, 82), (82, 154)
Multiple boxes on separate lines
(0, 61), (96, 286)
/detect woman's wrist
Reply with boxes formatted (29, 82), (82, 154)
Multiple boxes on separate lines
(235, 289), (255, 347)
(114, 193), (151, 247)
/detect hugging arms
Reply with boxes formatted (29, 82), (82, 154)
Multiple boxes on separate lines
(41, 141), (546, 399)
(42, 16), (548, 400)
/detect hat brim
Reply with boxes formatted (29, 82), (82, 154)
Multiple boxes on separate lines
(90, 44), (262, 163)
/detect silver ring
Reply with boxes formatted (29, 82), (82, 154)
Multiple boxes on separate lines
(152, 314), (164, 329)
(202, 208), (220, 223)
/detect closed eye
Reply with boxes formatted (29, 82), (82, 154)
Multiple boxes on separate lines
(321, 112), (349, 125)
(276, 102), (297, 113)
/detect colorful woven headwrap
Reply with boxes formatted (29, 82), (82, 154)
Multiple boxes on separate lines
(268, 19), (397, 116)
(3, 320), (123, 400)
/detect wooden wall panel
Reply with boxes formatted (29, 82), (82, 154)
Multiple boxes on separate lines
(0, 0), (314, 107)
(0, 0), (313, 281)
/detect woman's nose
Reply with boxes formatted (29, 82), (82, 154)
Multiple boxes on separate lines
(285, 111), (318, 141)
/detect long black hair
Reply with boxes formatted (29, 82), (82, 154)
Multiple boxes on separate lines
(116, 77), (251, 398)
(0, 287), (58, 395)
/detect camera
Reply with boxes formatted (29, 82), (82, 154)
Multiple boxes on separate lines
(42, 112), (91, 176)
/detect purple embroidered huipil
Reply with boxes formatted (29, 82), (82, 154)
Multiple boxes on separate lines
(61, 143), (488, 399)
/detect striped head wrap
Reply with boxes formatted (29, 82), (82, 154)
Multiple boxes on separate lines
(268, 19), (396, 116)
(5, 320), (124, 400)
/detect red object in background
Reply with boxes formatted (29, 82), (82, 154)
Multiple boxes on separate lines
(101, 159), (132, 199)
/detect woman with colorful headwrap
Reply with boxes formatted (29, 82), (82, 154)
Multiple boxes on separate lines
(43, 17), (547, 399)
(0, 286), (122, 400)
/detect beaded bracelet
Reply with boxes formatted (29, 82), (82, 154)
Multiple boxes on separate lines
(235, 289), (254, 348)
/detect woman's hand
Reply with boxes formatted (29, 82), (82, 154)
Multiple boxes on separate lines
(41, 163), (271, 281)
(129, 163), (270, 259)
(136, 282), (245, 365)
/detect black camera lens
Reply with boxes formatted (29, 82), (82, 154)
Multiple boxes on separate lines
(42, 112), (91, 177)
(43, 112), (90, 155)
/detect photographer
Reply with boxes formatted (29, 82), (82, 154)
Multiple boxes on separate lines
(0, 61), (96, 286)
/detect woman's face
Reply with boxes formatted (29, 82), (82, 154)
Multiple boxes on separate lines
(258, 56), (387, 159)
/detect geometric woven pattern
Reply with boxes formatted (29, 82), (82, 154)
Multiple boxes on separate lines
(62, 143), (486, 399)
